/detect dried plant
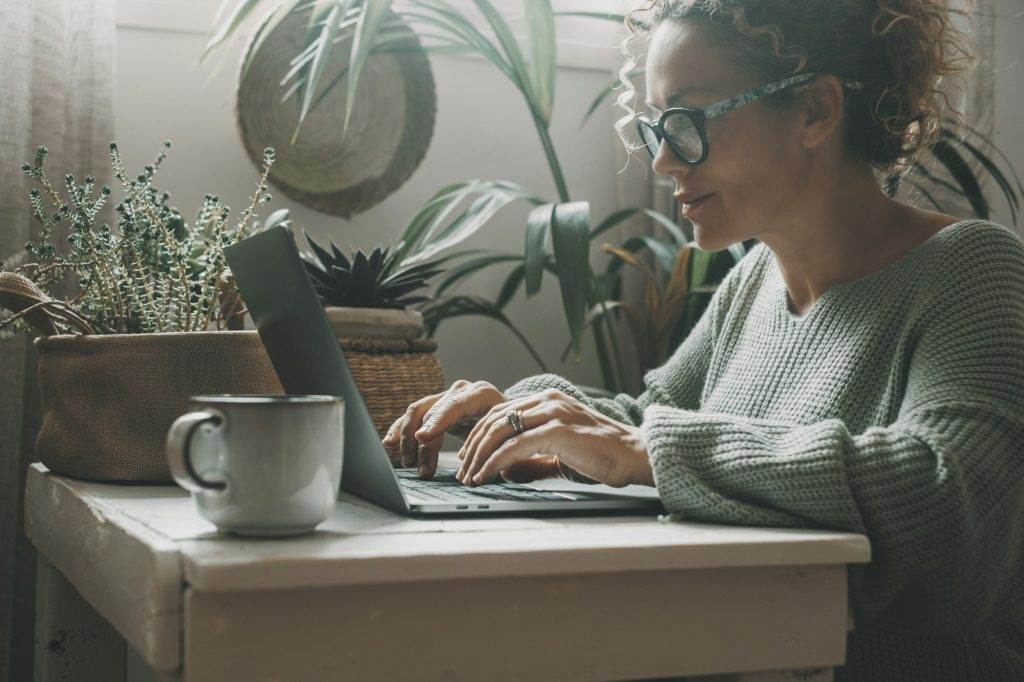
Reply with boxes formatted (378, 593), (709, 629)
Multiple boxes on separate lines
(0, 141), (276, 336)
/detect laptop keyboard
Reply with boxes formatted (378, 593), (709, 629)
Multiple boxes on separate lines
(395, 468), (574, 503)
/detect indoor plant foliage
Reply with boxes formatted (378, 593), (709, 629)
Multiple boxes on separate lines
(1, 140), (278, 336)
(0, 140), (286, 484)
(301, 230), (443, 310)
(299, 228), (448, 447)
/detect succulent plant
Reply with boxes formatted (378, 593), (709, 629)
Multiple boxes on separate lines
(301, 230), (443, 310)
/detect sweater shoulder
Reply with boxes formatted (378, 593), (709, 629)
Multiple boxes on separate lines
(910, 219), (1024, 302)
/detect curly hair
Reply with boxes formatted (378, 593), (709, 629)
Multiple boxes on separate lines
(614, 0), (979, 177)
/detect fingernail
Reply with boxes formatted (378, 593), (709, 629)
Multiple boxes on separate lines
(418, 465), (429, 477)
(472, 474), (483, 484)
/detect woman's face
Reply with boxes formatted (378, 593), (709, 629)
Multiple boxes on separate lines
(644, 21), (812, 251)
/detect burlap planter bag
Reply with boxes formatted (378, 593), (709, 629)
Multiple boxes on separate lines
(338, 337), (445, 443)
(34, 331), (283, 483)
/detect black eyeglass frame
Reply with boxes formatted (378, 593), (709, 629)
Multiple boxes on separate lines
(636, 72), (864, 165)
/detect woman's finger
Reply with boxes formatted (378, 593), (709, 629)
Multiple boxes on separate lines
(499, 454), (561, 483)
(414, 381), (502, 444)
(414, 433), (446, 479)
(456, 396), (545, 481)
(381, 416), (404, 460)
(470, 422), (562, 485)
(399, 393), (443, 467)
(462, 405), (554, 485)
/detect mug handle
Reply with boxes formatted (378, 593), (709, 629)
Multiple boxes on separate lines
(166, 410), (227, 494)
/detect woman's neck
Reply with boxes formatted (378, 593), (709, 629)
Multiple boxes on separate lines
(756, 164), (954, 316)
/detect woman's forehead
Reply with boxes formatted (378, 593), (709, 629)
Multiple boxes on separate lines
(645, 22), (744, 109)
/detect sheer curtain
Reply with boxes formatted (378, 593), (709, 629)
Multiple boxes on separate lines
(0, 1), (115, 678)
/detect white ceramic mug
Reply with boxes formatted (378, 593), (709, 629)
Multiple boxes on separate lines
(166, 395), (344, 537)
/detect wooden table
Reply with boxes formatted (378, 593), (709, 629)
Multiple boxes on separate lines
(25, 458), (870, 681)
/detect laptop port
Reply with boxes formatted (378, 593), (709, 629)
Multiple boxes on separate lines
(456, 505), (468, 510)
(477, 505), (489, 509)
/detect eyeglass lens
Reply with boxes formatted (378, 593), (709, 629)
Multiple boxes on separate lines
(640, 113), (703, 163)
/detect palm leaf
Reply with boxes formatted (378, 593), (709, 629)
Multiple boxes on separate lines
(581, 67), (645, 125)
(203, 0), (265, 60)
(524, 203), (554, 296)
(590, 206), (687, 246)
(929, 136), (989, 218)
(495, 263), (526, 309)
(420, 295), (548, 371)
(940, 128), (1019, 225)
(550, 201), (592, 358)
(293, 1), (350, 142)
(524, 0), (556, 124)
(433, 253), (523, 297)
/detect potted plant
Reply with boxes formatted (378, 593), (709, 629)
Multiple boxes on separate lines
(298, 229), (447, 444)
(0, 140), (285, 483)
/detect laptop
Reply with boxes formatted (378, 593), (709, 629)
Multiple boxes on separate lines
(225, 226), (662, 515)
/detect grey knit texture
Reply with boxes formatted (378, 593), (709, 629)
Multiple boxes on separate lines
(503, 219), (1024, 681)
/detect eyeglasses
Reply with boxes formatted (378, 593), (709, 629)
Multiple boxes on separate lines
(636, 72), (864, 165)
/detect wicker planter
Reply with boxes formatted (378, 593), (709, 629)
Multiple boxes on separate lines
(326, 307), (445, 441)
(34, 331), (283, 483)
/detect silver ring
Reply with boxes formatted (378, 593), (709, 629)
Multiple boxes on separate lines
(505, 409), (525, 435)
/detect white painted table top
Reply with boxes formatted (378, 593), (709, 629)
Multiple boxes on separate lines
(24, 457), (870, 672)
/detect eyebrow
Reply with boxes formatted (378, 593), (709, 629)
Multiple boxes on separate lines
(644, 85), (716, 110)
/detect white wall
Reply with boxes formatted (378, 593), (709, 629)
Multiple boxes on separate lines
(114, 0), (639, 394)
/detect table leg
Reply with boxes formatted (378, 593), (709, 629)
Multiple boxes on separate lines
(34, 555), (126, 682)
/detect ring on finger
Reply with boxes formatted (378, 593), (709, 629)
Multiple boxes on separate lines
(505, 409), (526, 435)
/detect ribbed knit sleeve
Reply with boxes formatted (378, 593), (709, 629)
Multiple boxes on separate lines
(645, 227), (1024, 636)
(502, 246), (751, 423)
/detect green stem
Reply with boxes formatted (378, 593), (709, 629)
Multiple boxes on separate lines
(529, 108), (570, 203)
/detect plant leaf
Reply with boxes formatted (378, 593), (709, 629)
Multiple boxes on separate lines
(495, 263), (526, 309)
(941, 128), (1018, 225)
(340, 0), (396, 138)
(419, 294), (548, 371)
(580, 67), (645, 125)
(929, 136), (989, 219)
(550, 201), (592, 358)
(525, 203), (554, 296)
(524, 0), (556, 124)
(203, 0), (266, 60)
(433, 252), (523, 297)
(688, 246), (714, 289)
(240, 0), (305, 79)
(590, 206), (687, 247)
(294, 1), (351, 142)
(404, 183), (535, 265)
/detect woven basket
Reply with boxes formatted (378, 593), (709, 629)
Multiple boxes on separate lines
(339, 336), (445, 441)
(34, 331), (283, 483)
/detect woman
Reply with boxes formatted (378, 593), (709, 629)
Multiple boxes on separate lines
(382, 1), (1024, 679)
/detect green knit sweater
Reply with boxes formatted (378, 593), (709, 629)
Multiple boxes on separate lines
(503, 219), (1024, 681)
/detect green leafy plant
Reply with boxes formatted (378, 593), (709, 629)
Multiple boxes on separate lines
(0, 141), (277, 336)
(300, 230), (444, 308)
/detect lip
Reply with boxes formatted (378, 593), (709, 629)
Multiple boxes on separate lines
(675, 192), (715, 218)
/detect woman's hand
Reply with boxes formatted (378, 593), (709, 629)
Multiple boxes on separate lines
(455, 388), (655, 488)
(381, 379), (506, 478)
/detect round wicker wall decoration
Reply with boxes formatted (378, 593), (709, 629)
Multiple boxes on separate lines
(236, 9), (436, 218)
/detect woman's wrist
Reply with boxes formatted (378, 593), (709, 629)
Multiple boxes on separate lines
(627, 426), (655, 486)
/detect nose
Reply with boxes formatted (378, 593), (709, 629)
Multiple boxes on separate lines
(651, 138), (687, 178)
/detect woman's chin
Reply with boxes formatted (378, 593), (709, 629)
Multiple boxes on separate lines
(691, 222), (738, 254)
